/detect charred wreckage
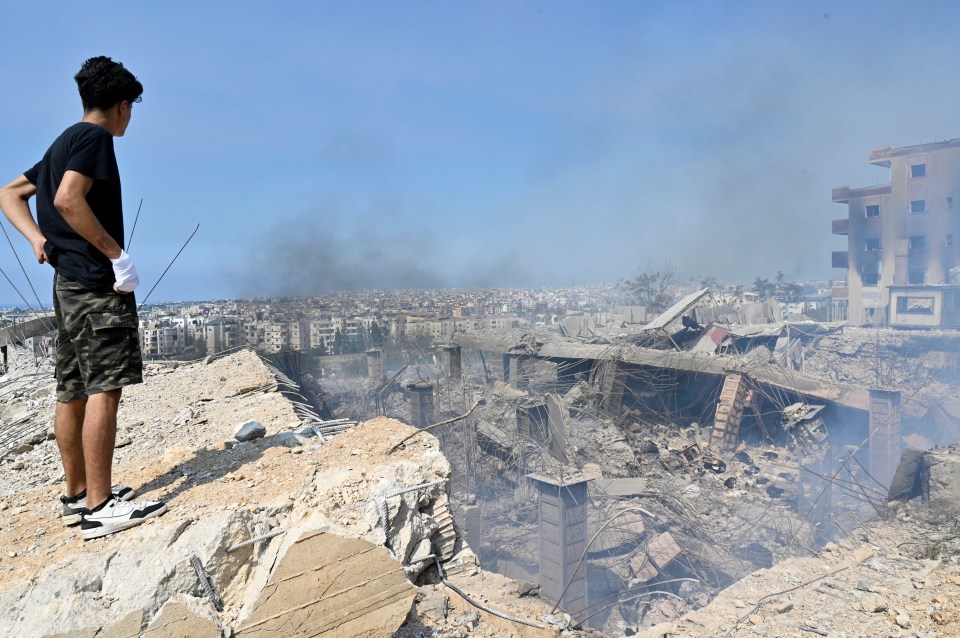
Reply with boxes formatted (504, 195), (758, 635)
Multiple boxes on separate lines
(317, 288), (960, 635)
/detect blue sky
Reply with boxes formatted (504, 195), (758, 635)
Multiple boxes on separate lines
(1, 1), (959, 304)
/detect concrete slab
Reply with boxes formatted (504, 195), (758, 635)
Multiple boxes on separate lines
(647, 532), (682, 570)
(143, 601), (219, 638)
(99, 610), (144, 638)
(236, 531), (416, 638)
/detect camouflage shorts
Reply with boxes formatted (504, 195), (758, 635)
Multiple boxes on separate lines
(53, 272), (143, 403)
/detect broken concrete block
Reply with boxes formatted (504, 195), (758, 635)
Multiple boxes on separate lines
(234, 419), (266, 442)
(173, 407), (195, 425)
(925, 447), (960, 505)
(888, 447), (926, 502)
(647, 531), (682, 570)
(271, 431), (305, 448)
(97, 610), (144, 638)
(143, 596), (221, 637)
(236, 531), (416, 637)
(630, 552), (658, 582)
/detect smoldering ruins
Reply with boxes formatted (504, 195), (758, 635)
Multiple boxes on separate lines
(313, 288), (960, 635)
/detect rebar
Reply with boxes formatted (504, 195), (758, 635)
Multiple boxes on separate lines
(431, 556), (544, 629)
(226, 529), (286, 553)
(190, 554), (224, 611)
(388, 400), (485, 454)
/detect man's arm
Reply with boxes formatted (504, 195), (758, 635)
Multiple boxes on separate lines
(0, 176), (46, 263)
(53, 170), (122, 259)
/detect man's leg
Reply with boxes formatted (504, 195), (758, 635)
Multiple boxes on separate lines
(54, 398), (88, 497)
(82, 388), (121, 509)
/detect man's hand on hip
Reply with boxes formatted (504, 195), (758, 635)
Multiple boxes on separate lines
(31, 237), (47, 264)
(110, 250), (139, 294)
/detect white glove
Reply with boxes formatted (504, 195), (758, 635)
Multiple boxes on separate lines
(110, 249), (140, 292)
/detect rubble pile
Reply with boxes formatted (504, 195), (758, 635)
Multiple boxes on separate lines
(635, 503), (960, 638)
(802, 327), (960, 392)
(0, 349), (573, 638)
(456, 377), (816, 634)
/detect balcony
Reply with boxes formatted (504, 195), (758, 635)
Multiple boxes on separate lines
(832, 251), (849, 269)
(832, 219), (849, 235)
(832, 184), (892, 203)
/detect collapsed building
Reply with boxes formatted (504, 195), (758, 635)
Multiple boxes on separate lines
(1, 285), (960, 636)
(311, 289), (960, 635)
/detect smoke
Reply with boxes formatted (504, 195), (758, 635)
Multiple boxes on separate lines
(236, 209), (446, 296)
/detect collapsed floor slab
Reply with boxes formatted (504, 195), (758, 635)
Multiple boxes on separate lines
(236, 531), (416, 637)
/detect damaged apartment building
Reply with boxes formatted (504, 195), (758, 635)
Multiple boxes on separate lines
(317, 286), (960, 635)
(833, 137), (960, 327)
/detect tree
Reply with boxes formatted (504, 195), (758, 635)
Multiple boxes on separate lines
(369, 321), (385, 348)
(699, 276), (719, 291)
(623, 262), (678, 313)
(332, 328), (346, 355)
(785, 282), (804, 304)
(752, 277), (774, 300)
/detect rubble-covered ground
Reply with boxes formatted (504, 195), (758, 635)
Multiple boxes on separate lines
(637, 503), (960, 638)
(0, 348), (586, 638)
(802, 327), (960, 399)
(451, 377), (820, 634)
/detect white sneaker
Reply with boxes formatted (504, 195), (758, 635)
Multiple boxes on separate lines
(60, 486), (136, 526)
(80, 496), (167, 540)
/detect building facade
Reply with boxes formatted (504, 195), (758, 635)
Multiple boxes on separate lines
(833, 138), (960, 327)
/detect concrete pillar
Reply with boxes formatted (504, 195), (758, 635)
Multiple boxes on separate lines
(442, 345), (462, 380)
(408, 382), (435, 427)
(366, 349), (384, 382)
(868, 388), (902, 490)
(528, 473), (589, 621)
(517, 403), (549, 441)
(597, 360), (626, 415)
(508, 354), (531, 390)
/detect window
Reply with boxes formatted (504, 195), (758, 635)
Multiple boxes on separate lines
(862, 272), (880, 286)
(948, 234), (954, 248)
(865, 238), (881, 251)
(911, 200), (927, 214)
(948, 197), (954, 211)
(896, 296), (934, 314)
(911, 163), (927, 178)
(909, 235), (926, 250)
(908, 270), (926, 284)
(865, 204), (880, 218)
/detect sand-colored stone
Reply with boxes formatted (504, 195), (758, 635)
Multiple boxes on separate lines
(237, 531), (416, 638)
(98, 610), (144, 638)
(143, 600), (220, 637)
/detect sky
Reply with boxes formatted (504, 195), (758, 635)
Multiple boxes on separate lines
(1, 1), (960, 305)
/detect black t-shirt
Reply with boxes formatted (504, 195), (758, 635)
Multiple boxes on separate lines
(23, 122), (125, 290)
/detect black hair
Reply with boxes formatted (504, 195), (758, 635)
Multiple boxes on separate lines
(74, 56), (143, 111)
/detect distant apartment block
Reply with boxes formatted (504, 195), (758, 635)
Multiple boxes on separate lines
(204, 317), (240, 354)
(833, 138), (960, 328)
(140, 323), (182, 357)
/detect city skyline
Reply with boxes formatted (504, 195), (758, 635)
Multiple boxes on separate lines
(2, 3), (960, 302)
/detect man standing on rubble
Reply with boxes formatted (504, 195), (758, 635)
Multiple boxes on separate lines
(0, 56), (166, 539)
